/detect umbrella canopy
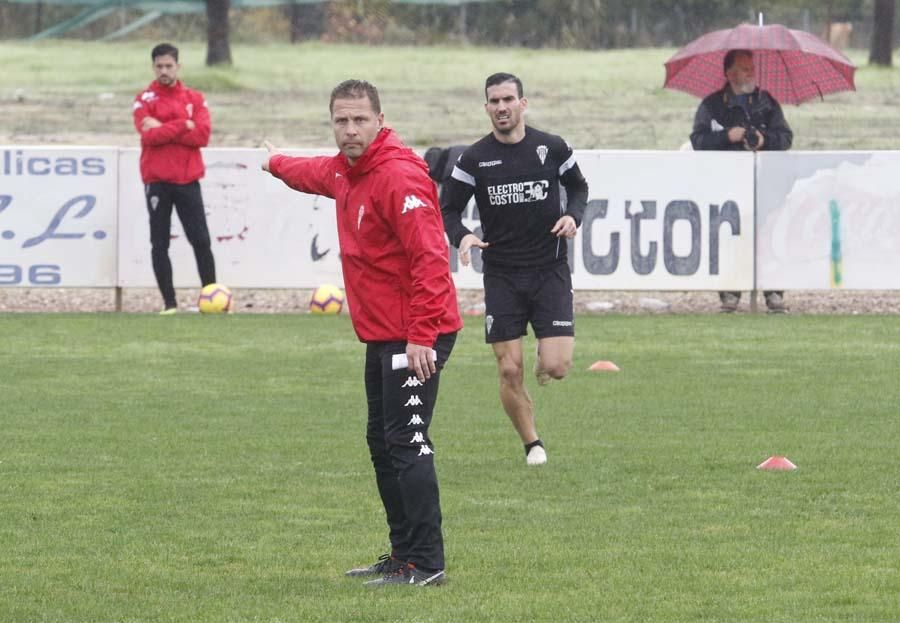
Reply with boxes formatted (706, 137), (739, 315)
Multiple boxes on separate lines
(664, 23), (856, 105)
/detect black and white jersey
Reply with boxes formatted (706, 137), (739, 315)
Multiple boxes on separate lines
(441, 126), (588, 271)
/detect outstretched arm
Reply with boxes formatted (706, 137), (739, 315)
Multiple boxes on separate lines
(262, 141), (336, 199)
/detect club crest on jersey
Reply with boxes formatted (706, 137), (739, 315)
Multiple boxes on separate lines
(536, 145), (549, 165)
(357, 204), (365, 229)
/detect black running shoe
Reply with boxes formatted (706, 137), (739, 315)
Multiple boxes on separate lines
(345, 554), (404, 577)
(363, 563), (446, 587)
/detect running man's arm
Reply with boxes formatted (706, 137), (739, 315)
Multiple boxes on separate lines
(559, 161), (588, 227)
(440, 175), (475, 248)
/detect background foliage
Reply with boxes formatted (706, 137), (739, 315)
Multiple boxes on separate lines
(0, 0), (889, 47)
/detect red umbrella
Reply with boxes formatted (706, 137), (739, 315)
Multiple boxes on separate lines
(664, 22), (856, 105)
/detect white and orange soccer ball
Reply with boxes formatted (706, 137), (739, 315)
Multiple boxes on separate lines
(198, 283), (233, 314)
(309, 284), (344, 314)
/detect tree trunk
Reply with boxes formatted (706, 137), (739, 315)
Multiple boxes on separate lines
(869, 0), (894, 66)
(206, 0), (232, 66)
(289, 2), (302, 43)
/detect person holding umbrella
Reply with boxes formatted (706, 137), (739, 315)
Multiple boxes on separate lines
(689, 49), (792, 313)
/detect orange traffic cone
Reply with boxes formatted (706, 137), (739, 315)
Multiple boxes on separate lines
(588, 360), (620, 372)
(756, 456), (797, 471)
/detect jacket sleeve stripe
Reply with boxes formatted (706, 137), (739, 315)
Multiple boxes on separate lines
(450, 165), (475, 186)
(558, 153), (577, 177)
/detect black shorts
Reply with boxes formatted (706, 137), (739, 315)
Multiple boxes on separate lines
(483, 263), (574, 344)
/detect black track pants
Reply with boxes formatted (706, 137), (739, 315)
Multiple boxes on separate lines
(364, 332), (456, 571)
(145, 181), (216, 308)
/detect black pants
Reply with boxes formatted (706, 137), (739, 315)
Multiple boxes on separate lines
(145, 181), (216, 308)
(364, 332), (456, 571)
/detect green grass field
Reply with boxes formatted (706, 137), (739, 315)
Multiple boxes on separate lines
(2, 313), (898, 622)
(2, 41), (900, 149)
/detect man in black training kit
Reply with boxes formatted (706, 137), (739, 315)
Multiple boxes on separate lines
(441, 72), (589, 466)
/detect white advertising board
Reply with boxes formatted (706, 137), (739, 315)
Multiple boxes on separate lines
(117, 148), (344, 288)
(757, 151), (900, 289)
(0, 147), (118, 287)
(9, 146), (898, 293)
(451, 150), (755, 290)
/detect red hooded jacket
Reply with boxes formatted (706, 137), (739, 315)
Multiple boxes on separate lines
(268, 129), (463, 346)
(133, 80), (210, 184)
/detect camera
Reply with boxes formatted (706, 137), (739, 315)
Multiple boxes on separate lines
(743, 124), (760, 149)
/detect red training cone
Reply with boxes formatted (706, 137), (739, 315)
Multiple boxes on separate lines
(756, 455), (797, 471)
(589, 360), (620, 372)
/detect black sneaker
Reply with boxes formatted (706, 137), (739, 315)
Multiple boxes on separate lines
(363, 563), (446, 587)
(345, 554), (404, 577)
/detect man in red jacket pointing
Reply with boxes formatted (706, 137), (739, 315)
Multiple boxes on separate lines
(133, 43), (216, 314)
(263, 80), (463, 587)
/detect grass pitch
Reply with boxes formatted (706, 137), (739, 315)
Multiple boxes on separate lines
(1, 313), (898, 622)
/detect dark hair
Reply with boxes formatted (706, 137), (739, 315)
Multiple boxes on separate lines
(329, 79), (381, 115)
(485, 72), (524, 100)
(151, 43), (179, 62)
(723, 49), (752, 74)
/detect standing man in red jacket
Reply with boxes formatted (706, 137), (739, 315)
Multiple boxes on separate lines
(133, 43), (216, 314)
(262, 80), (463, 587)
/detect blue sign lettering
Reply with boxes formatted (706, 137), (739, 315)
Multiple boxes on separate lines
(23, 195), (98, 248)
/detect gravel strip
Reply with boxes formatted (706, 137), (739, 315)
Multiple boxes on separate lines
(2, 288), (898, 315)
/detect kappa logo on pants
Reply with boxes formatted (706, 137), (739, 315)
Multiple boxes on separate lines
(404, 395), (423, 407)
(407, 414), (424, 426)
(402, 376), (423, 388)
(418, 445), (434, 456)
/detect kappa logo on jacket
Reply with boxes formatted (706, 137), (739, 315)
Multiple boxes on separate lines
(401, 194), (428, 214)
